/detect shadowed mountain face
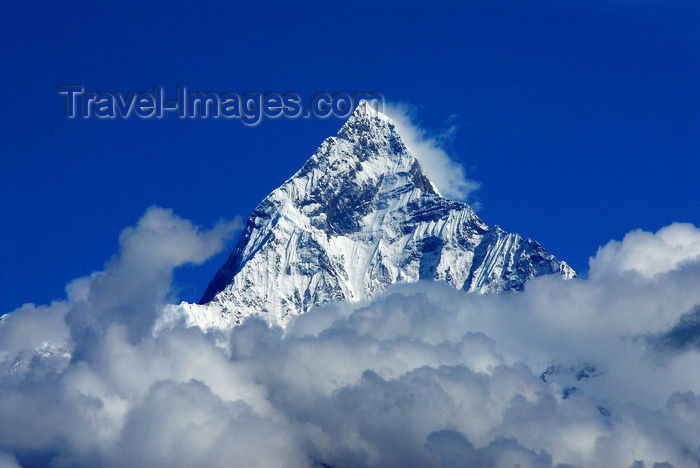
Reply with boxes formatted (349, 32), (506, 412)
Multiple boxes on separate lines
(190, 102), (575, 328)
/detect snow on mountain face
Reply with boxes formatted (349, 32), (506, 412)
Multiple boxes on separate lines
(180, 101), (575, 329)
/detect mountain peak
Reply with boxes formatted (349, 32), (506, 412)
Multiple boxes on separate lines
(349, 99), (391, 122)
(336, 100), (395, 142)
(186, 106), (576, 329)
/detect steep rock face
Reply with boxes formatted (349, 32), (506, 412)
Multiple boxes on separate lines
(183, 102), (575, 329)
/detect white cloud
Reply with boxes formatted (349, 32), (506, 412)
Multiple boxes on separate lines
(383, 102), (480, 202)
(0, 451), (21, 468)
(1, 211), (699, 467)
(65, 206), (241, 343)
(0, 301), (71, 377)
(589, 222), (700, 279)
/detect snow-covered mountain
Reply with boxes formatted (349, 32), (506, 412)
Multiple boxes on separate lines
(177, 101), (575, 329)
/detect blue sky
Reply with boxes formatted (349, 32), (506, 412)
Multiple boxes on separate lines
(1, 0), (698, 312)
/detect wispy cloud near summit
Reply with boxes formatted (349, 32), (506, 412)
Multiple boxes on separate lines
(384, 102), (481, 203)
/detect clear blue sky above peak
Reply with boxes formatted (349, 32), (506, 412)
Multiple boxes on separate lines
(1, 0), (698, 312)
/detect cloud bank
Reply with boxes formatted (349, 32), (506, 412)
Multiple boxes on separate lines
(383, 102), (480, 202)
(1, 210), (699, 467)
